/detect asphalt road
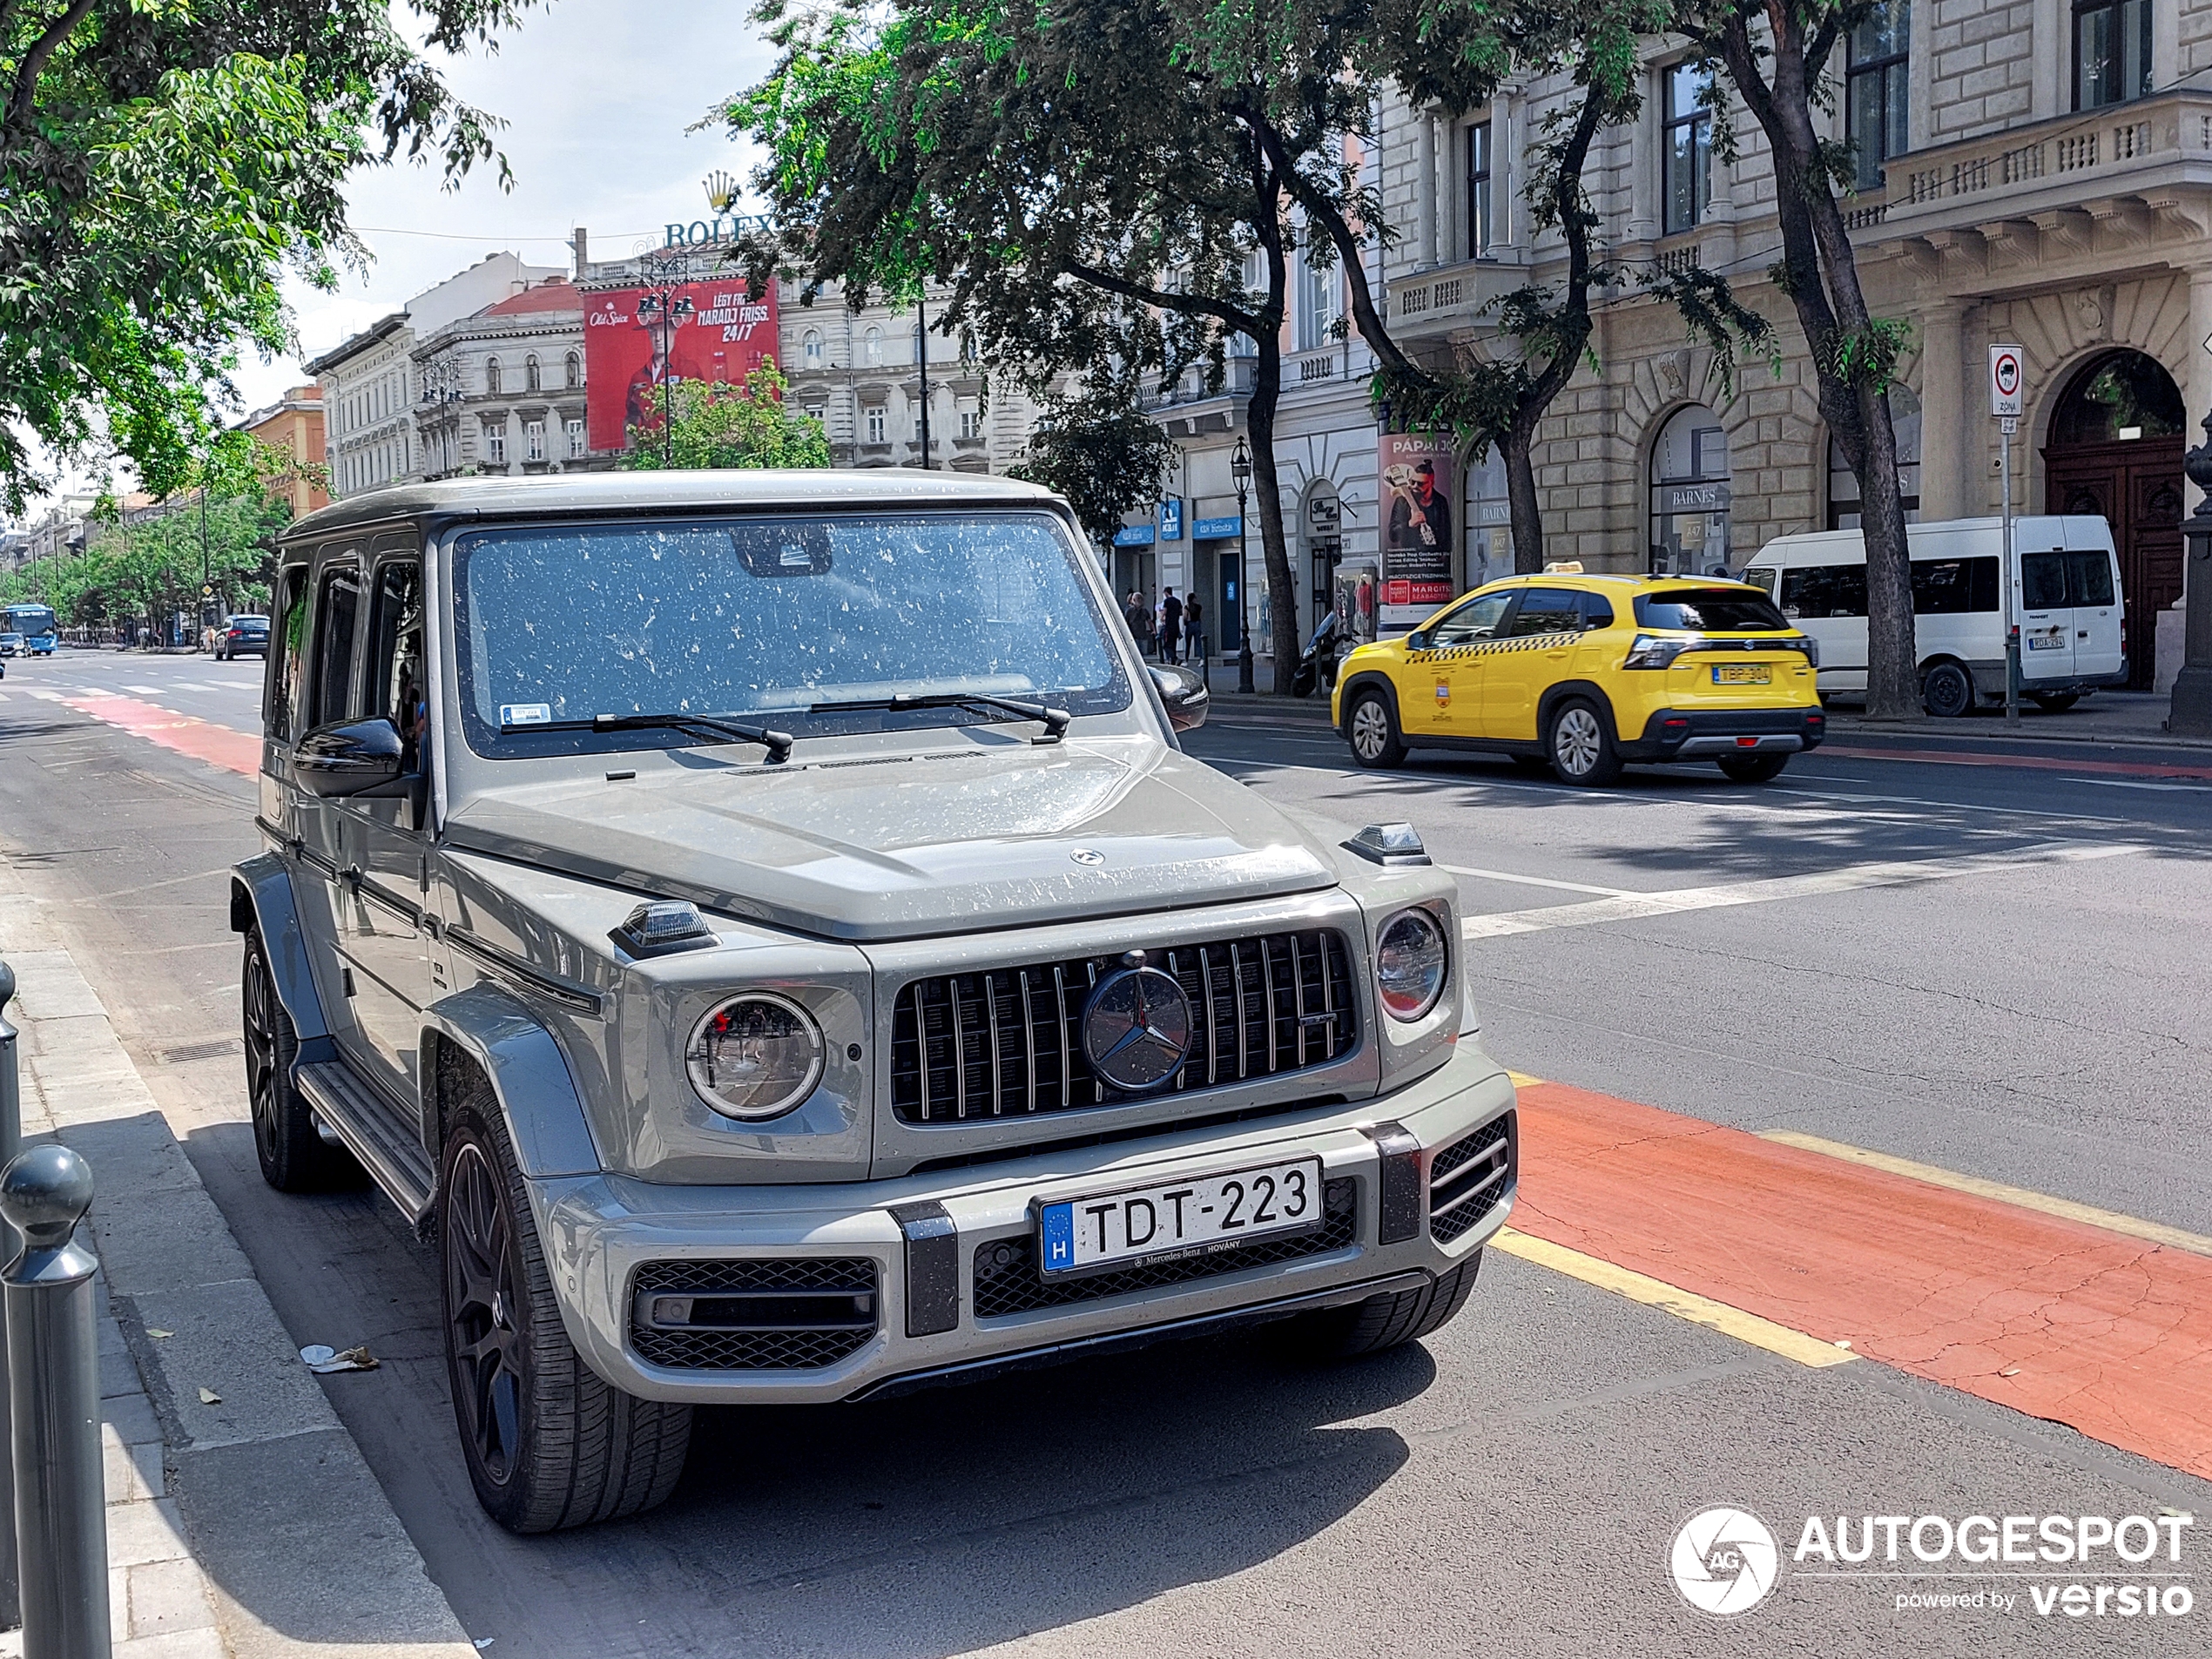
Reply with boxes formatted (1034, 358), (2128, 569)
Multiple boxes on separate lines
(3, 647), (2209, 1659)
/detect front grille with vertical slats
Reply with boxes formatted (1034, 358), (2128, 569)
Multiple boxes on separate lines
(891, 930), (1357, 1124)
(1429, 1114), (1514, 1244)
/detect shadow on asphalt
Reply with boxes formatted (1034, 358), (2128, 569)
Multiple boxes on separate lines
(181, 1115), (1434, 1659)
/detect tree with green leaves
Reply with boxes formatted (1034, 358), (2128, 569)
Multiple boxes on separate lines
(1669, 0), (1918, 716)
(1008, 381), (1179, 551)
(0, 0), (535, 513)
(617, 364), (833, 471)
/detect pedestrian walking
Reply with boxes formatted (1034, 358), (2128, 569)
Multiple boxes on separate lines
(1124, 590), (1155, 658)
(1160, 587), (1184, 666)
(1184, 594), (1204, 666)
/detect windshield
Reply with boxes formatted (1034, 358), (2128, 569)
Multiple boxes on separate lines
(451, 511), (1130, 757)
(1634, 589), (1791, 631)
(3, 606), (54, 637)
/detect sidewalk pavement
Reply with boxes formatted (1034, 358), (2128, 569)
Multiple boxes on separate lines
(0, 854), (477, 1659)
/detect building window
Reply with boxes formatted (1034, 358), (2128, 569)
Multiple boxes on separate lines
(1295, 250), (1339, 353)
(524, 354), (542, 394)
(486, 423), (506, 465)
(524, 420), (545, 462)
(1649, 404), (1731, 575)
(2074, 0), (2151, 110)
(1467, 121), (1494, 259)
(566, 417), (585, 457)
(959, 408), (981, 440)
(865, 405), (886, 444)
(485, 358), (502, 395)
(1827, 386), (1924, 529)
(1662, 62), (1713, 235)
(565, 350), (581, 389)
(803, 328), (823, 368)
(1847, 3), (1910, 190)
(864, 327), (882, 368)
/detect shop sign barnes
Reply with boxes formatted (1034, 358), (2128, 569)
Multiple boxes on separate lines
(1659, 482), (1731, 516)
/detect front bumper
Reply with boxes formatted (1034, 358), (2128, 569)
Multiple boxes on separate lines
(1624, 705), (1825, 761)
(527, 1043), (1516, 1404)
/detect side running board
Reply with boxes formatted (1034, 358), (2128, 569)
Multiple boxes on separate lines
(293, 1061), (436, 1224)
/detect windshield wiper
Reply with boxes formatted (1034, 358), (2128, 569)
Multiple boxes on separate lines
(806, 692), (1071, 743)
(518, 711), (796, 763)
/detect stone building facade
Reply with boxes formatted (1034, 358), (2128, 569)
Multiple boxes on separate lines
(1152, 2), (2212, 685)
(239, 384), (329, 516)
(412, 282), (610, 482)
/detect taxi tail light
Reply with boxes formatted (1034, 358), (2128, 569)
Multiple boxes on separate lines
(1623, 633), (1691, 670)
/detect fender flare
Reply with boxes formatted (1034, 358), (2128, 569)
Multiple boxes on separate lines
(420, 982), (602, 1180)
(1535, 679), (1622, 744)
(228, 854), (337, 1066)
(1336, 671), (1403, 739)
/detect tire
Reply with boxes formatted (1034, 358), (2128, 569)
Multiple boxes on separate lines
(240, 927), (360, 1191)
(1546, 698), (1622, 786)
(2029, 691), (2079, 713)
(441, 1085), (691, 1533)
(1345, 689), (1406, 768)
(1279, 1255), (1481, 1359)
(1717, 753), (1790, 784)
(1921, 660), (1975, 718)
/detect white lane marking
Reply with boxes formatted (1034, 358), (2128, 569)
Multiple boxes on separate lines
(2065, 777), (2212, 794)
(1460, 840), (2143, 941)
(1764, 784), (2139, 828)
(1437, 864), (1638, 897)
(25, 690), (62, 702)
(125, 684), (164, 696)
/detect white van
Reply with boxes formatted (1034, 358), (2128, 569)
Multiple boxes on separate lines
(1740, 516), (2126, 716)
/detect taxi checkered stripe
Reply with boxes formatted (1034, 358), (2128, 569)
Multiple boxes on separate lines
(1406, 630), (1582, 664)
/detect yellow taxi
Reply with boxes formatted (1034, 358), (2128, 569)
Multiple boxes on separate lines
(1331, 570), (1824, 785)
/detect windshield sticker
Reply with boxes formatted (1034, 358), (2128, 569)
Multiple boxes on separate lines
(500, 703), (553, 727)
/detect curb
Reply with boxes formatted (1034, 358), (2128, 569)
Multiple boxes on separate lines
(0, 860), (477, 1659)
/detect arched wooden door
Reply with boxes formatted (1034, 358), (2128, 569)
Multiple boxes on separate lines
(2041, 351), (2185, 689)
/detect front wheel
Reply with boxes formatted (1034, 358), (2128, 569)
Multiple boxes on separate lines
(1717, 753), (1790, 784)
(442, 1098), (691, 1533)
(1345, 690), (1406, 768)
(1546, 698), (1622, 786)
(1921, 661), (1976, 718)
(1278, 1256), (1480, 1359)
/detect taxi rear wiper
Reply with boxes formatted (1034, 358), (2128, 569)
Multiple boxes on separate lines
(806, 691), (1071, 743)
(525, 711), (796, 763)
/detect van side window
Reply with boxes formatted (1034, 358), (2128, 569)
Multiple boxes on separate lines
(268, 567), (310, 741)
(2020, 552), (2067, 612)
(308, 565), (364, 730)
(1910, 556), (2000, 616)
(365, 562), (425, 773)
(1779, 564), (1867, 619)
(2067, 551), (2115, 608)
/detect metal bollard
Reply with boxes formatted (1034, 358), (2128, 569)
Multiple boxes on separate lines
(0, 959), (19, 1631)
(2, 1144), (109, 1659)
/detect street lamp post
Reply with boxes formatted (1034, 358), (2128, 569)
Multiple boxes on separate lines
(915, 297), (932, 470)
(1231, 436), (1254, 694)
(635, 273), (697, 469)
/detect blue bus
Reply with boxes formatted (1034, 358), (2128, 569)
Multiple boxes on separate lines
(2, 604), (57, 655)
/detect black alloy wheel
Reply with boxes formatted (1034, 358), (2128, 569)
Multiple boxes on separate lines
(241, 927), (355, 1190)
(445, 1140), (527, 1491)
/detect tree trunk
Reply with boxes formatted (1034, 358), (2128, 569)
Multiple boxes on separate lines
(1248, 336), (1301, 694)
(1503, 426), (1545, 575)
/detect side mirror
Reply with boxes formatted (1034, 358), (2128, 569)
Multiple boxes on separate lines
(1406, 630), (1429, 651)
(295, 718), (404, 798)
(1148, 664), (1210, 732)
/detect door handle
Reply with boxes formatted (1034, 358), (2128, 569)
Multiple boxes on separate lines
(2077, 631), (2088, 639)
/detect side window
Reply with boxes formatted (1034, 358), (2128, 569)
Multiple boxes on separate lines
(1779, 564), (1868, 619)
(2067, 550), (2116, 608)
(1430, 590), (1512, 645)
(1578, 592), (1615, 631)
(309, 564), (364, 730)
(1505, 588), (1581, 636)
(268, 567), (309, 741)
(1912, 556), (2002, 616)
(2020, 551), (2068, 612)
(365, 561), (426, 773)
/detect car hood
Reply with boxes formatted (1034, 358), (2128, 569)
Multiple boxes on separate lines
(442, 740), (1340, 942)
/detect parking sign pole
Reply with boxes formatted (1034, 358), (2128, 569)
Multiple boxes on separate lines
(1990, 346), (2025, 727)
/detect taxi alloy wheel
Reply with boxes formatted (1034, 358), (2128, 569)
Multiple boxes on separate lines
(1347, 691), (1406, 768)
(1548, 699), (1621, 786)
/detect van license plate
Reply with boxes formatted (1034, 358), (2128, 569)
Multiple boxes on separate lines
(1036, 1157), (1325, 1278)
(1712, 664), (1771, 685)
(2027, 635), (2065, 651)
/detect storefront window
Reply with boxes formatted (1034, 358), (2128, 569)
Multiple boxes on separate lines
(1649, 406), (1731, 575)
(1827, 385), (1923, 529)
(1465, 447), (1513, 588)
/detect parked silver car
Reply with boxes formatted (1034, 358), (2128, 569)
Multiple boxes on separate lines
(230, 472), (1516, 1532)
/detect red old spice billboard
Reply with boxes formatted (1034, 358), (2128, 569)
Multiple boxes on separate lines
(583, 278), (780, 453)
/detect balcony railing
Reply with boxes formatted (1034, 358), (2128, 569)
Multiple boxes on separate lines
(1382, 254), (1530, 339)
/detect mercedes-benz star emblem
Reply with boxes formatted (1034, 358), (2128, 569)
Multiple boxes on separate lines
(1081, 967), (1192, 1091)
(1070, 847), (1106, 867)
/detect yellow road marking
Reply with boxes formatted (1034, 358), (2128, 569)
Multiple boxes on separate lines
(1755, 1130), (2212, 1260)
(1491, 1227), (1858, 1368)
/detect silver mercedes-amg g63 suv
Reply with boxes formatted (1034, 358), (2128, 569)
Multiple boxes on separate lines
(230, 472), (1517, 1532)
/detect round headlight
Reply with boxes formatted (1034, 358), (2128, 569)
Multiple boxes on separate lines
(685, 994), (824, 1121)
(1376, 908), (1447, 1022)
